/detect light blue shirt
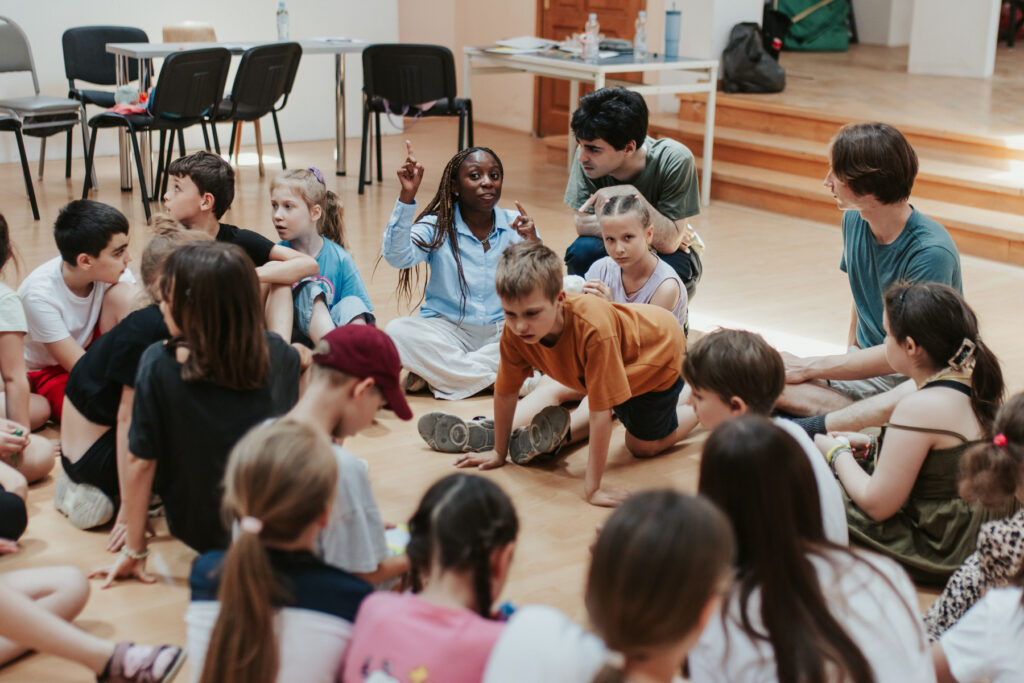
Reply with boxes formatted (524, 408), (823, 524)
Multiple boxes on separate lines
(278, 237), (374, 313)
(382, 199), (527, 325)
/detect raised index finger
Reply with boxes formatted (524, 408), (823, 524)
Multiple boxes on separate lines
(578, 193), (598, 213)
(514, 200), (528, 216)
(404, 139), (417, 161)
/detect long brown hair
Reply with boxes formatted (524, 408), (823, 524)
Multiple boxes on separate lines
(198, 419), (338, 683)
(587, 490), (734, 683)
(700, 416), (896, 683)
(885, 281), (1004, 431)
(160, 242), (268, 390)
(394, 147), (503, 316)
(271, 169), (346, 247)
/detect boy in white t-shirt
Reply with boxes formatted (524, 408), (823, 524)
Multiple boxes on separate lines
(17, 200), (138, 421)
(682, 328), (849, 545)
(285, 324), (413, 586)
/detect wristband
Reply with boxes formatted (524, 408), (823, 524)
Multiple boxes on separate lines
(122, 546), (150, 561)
(825, 444), (852, 467)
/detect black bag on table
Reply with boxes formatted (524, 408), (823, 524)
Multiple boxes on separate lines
(721, 22), (786, 94)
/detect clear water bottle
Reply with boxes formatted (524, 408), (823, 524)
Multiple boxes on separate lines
(633, 10), (648, 58)
(276, 1), (289, 41)
(583, 13), (600, 60)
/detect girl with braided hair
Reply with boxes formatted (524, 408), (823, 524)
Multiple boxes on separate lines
(342, 473), (519, 682)
(382, 140), (539, 400)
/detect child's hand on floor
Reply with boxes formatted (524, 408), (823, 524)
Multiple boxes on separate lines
(586, 487), (630, 508)
(90, 551), (157, 589)
(453, 450), (505, 470)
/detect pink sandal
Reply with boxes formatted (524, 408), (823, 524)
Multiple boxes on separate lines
(99, 642), (186, 683)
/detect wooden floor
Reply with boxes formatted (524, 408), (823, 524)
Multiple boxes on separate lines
(2, 112), (1024, 679)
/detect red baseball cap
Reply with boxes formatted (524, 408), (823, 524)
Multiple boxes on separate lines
(312, 325), (412, 421)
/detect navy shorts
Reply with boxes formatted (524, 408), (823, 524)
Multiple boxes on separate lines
(0, 485), (27, 541)
(61, 427), (118, 502)
(612, 377), (685, 442)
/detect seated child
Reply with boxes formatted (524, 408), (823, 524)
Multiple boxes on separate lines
(683, 328), (848, 545)
(0, 459), (27, 553)
(0, 212), (55, 482)
(690, 416), (933, 682)
(815, 281), (1004, 582)
(483, 490), (734, 683)
(285, 325), (412, 585)
(382, 141), (539, 400)
(0, 564), (183, 681)
(272, 167), (374, 345)
(57, 217), (211, 532)
(17, 200), (139, 422)
(161, 151), (318, 339)
(342, 473), (518, 683)
(925, 392), (1024, 639)
(186, 420), (372, 683)
(94, 242), (300, 585)
(934, 583), (1024, 683)
(449, 241), (692, 508)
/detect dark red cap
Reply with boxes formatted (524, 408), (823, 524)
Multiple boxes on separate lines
(313, 325), (412, 421)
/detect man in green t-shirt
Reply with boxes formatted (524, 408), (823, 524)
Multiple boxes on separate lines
(562, 87), (703, 300)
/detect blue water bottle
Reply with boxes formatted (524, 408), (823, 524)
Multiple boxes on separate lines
(664, 6), (681, 58)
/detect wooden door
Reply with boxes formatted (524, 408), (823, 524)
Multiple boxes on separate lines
(535, 0), (646, 137)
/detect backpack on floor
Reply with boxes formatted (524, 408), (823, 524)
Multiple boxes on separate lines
(776, 0), (850, 52)
(721, 22), (786, 94)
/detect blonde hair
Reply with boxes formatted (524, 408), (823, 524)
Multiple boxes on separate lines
(495, 241), (562, 302)
(198, 419), (338, 683)
(140, 214), (213, 302)
(599, 194), (650, 229)
(271, 169), (346, 247)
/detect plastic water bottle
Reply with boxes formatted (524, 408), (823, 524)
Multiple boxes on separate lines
(583, 13), (600, 60)
(276, 1), (289, 41)
(633, 11), (648, 58)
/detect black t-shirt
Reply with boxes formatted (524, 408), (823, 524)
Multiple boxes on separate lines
(65, 304), (170, 426)
(129, 332), (300, 553)
(217, 223), (274, 267)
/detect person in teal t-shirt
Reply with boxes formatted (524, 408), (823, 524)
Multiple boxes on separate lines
(778, 122), (962, 437)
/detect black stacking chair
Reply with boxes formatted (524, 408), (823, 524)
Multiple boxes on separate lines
(359, 44), (473, 195)
(82, 47), (231, 222)
(214, 42), (302, 176)
(62, 25), (150, 180)
(0, 111), (39, 220)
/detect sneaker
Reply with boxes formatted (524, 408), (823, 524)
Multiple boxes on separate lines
(403, 371), (428, 394)
(418, 412), (495, 453)
(509, 406), (571, 465)
(54, 470), (114, 530)
(99, 642), (186, 683)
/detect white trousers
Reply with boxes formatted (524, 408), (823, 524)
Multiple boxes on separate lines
(385, 316), (503, 400)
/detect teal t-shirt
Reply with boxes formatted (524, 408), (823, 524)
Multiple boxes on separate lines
(563, 136), (700, 220)
(840, 208), (962, 348)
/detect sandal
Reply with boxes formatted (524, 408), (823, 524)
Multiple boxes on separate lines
(417, 412), (494, 453)
(509, 406), (570, 465)
(99, 643), (186, 683)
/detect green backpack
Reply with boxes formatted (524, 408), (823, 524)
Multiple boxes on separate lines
(776, 0), (850, 52)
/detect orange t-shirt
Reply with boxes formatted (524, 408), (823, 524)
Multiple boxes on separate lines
(495, 294), (685, 411)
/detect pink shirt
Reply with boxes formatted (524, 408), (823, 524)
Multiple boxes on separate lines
(342, 592), (505, 682)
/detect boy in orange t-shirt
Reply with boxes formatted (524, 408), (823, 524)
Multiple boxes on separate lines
(440, 241), (693, 506)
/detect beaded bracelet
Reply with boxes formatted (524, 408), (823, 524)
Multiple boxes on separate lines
(122, 546), (150, 561)
(825, 445), (852, 478)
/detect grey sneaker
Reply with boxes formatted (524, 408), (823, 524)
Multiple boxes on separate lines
(403, 371), (428, 394)
(418, 412), (495, 453)
(54, 469), (115, 529)
(509, 406), (571, 465)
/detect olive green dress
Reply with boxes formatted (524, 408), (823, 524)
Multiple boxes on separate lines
(842, 382), (991, 584)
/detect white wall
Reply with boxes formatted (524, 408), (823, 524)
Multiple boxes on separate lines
(854, 0), (913, 46)
(907, 0), (999, 77)
(0, 0), (399, 164)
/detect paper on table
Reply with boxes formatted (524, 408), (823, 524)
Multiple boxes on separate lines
(495, 36), (557, 50)
(310, 37), (357, 43)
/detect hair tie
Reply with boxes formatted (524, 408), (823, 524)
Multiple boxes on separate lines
(994, 433), (1008, 447)
(239, 515), (263, 535)
(308, 167), (325, 185)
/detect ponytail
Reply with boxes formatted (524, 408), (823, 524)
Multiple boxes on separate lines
(968, 338), (1003, 432)
(960, 392), (1024, 511)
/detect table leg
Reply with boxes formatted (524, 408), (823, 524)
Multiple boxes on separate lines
(701, 65), (717, 207)
(335, 53), (346, 176)
(138, 56), (153, 197)
(116, 55), (132, 191)
(463, 52), (473, 99)
(567, 79), (580, 171)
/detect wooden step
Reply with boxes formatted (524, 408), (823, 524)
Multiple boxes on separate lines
(707, 160), (1024, 266)
(649, 115), (1024, 215)
(675, 93), (1024, 163)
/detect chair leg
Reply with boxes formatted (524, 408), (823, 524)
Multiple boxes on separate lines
(37, 137), (46, 181)
(160, 129), (177, 201)
(154, 130), (167, 202)
(79, 106), (97, 189)
(254, 120), (265, 178)
(233, 122), (243, 166)
(458, 112), (465, 153)
(65, 128), (72, 178)
(128, 131), (152, 223)
(375, 111), (383, 182)
(359, 103), (371, 195)
(82, 124), (100, 197)
(14, 127), (39, 220)
(177, 129), (186, 158)
(227, 122), (237, 164)
(466, 100), (474, 147)
(272, 111), (286, 169)
(201, 122), (211, 151)
(210, 119), (221, 156)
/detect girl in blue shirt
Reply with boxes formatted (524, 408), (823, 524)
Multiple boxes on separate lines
(273, 168), (374, 345)
(382, 141), (538, 400)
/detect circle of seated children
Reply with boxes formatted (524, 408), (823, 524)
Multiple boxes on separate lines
(271, 168), (375, 346)
(690, 415), (933, 681)
(381, 141), (539, 401)
(815, 281), (1004, 583)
